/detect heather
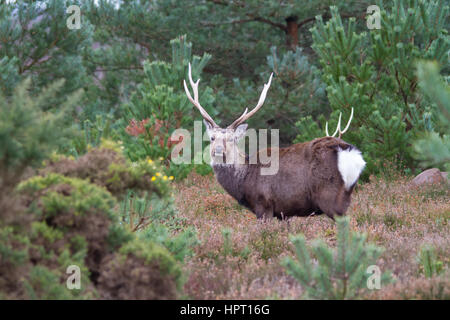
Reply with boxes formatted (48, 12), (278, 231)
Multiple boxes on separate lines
(176, 172), (449, 299)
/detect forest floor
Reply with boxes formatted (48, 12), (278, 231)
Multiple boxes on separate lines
(174, 172), (449, 299)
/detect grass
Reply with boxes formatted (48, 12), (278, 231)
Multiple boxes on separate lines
(173, 172), (449, 299)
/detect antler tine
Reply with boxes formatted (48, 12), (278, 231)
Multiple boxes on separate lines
(227, 108), (248, 129)
(325, 107), (354, 138)
(227, 73), (273, 129)
(326, 112), (342, 137)
(338, 107), (354, 138)
(184, 63), (218, 127)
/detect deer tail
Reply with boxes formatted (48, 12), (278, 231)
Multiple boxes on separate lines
(336, 146), (366, 190)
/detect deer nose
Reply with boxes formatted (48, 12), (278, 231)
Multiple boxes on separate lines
(215, 145), (224, 154)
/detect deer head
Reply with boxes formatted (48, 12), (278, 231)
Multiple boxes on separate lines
(184, 63), (273, 165)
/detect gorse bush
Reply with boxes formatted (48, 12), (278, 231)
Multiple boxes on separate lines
(282, 217), (391, 299)
(41, 141), (172, 199)
(0, 82), (193, 299)
(301, 1), (449, 176)
(1, 160), (189, 299)
(1, 173), (128, 299)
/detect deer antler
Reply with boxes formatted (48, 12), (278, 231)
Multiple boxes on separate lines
(227, 73), (274, 129)
(325, 107), (354, 139)
(184, 63), (218, 128)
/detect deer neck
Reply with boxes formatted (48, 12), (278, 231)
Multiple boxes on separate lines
(212, 160), (249, 204)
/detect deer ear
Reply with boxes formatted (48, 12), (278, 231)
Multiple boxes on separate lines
(203, 120), (213, 137)
(235, 123), (248, 140)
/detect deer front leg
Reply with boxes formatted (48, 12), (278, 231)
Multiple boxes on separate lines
(254, 203), (274, 220)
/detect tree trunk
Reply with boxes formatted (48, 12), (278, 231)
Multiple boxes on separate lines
(286, 16), (299, 49)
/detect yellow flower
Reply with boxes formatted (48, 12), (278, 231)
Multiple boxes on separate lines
(156, 172), (161, 177)
(163, 175), (168, 180)
(151, 176), (156, 181)
(169, 176), (174, 180)
(147, 159), (153, 164)
(158, 157), (164, 161)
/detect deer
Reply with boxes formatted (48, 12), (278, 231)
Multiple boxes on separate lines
(183, 63), (366, 220)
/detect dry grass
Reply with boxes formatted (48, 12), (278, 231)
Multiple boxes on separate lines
(174, 172), (450, 300)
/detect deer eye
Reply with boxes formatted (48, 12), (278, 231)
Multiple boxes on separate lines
(211, 136), (215, 141)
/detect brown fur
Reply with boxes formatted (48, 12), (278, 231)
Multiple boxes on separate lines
(213, 136), (358, 220)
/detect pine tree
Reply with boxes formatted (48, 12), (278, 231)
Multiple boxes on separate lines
(117, 35), (214, 178)
(282, 217), (391, 299)
(302, 1), (449, 176)
(413, 61), (450, 171)
(212, 45), (328, 144)
(0, 1), (93, 107)
(85, 0), (370, 79)
(0, 79), (81, 190)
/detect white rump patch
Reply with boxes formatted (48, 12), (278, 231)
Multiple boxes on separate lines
(337, 148), (366, 190)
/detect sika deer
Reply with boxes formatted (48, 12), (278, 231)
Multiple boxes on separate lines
(183, 64), (365, 220)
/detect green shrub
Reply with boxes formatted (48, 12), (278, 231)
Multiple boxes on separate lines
(282, 217), (391, 299)
(139, 224), (198, 263)
(1, 168), (186, 299)
(17, 173), (117, 220)
(97, 238), (183, 299)
(418, 244), (444, 278)
(40, 143), (172, 198)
